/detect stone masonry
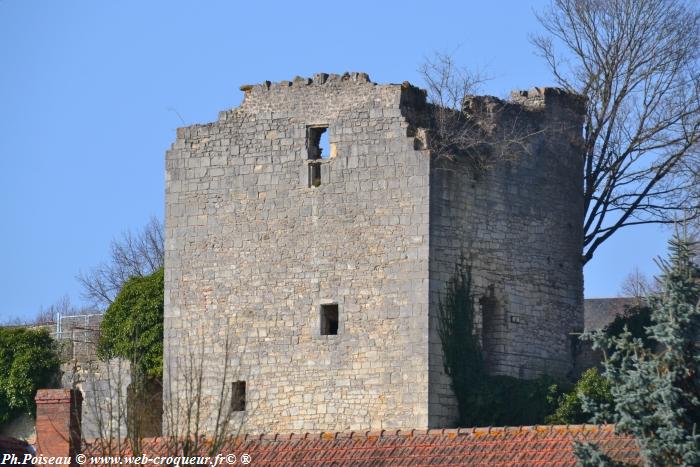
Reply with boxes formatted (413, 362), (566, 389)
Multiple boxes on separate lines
(163, 72), (585, 433)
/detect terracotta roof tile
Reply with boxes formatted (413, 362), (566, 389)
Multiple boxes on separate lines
(83, 425), (641, 466)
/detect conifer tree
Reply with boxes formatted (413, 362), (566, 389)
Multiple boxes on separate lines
(579, 236), (700, 466)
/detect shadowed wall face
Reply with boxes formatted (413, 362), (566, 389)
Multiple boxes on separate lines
(427, 88), (585, 426)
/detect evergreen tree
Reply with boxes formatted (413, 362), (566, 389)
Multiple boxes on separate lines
(579, 237), (700, 466)
(0, 328), (60, 425)
(98, 267), (164, 378)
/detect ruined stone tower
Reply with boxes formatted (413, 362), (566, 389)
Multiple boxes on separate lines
(164, 72), (585, 433)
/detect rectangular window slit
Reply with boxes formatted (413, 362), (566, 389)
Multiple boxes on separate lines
(231, 381), (246, 411)
(308, 163), (321, 187)
(307, 126), (329, 188)
(320, 304), (339, 335)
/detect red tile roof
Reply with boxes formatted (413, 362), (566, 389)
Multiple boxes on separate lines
(84, 425), (642, 466)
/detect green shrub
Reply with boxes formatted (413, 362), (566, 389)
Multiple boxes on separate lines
(476, 374), (561, 426)
(544, 303), (650, 426)
(98, 267), (164, 378)
(546, 367), (613, 424)
(0, 327), (60, 425)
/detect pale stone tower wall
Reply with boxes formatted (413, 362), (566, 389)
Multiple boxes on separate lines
(164, 73), (432, 433)
(164, 73), (585, 433)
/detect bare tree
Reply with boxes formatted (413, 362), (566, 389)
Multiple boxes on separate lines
(619, 266), (658, 300)
(688, 217), (700, 264)
(419, 53), (486, 164)
(0, 295), (96, 326)
(418, 53), (544, 169)
(35, 295), (98, 325)
(78, 216), (164, 308)
(162, 333), (246, 458)
(532, 0), (700, 264)
(34, 297), (67, 325)
(72, 334), (247, 462)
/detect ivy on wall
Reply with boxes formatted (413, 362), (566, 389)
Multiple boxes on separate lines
(436, 259), (485, 426)
(437, 258), (560, 427)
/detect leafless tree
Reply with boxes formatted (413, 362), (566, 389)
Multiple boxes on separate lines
(418, 53), (545, 169)
(532, 0), (700, 264)
(35, 295), (98, 324)
(0, 295), (95, 326)
(78, 216), (164, 308)
(72, 358), (132, 457)
(72, 335), (247, 463)
(619, 266), (658, 301)
(688, 217), (700, 264)
(34, 298), (65, 325)
(162, 333), (246, 458)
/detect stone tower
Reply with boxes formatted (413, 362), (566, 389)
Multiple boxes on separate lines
(163, 72), (585, 432)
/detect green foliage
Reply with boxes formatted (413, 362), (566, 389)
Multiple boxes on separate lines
(436, 259), (561, 426)
(98, 267), (164, 378)
(546, 368), (613, 425)
(548, 304), (652, 427)
(0, 327), (60, 425)
(578, 237), (700, 466)
(436, 260), (484, 426)
(475, 374), (561, 426)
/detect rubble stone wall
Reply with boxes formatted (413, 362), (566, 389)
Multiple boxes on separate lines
(164, 74), (585, 432)
(164, 73), (431, 433)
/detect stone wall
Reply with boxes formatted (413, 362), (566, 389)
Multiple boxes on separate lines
(164, 73), (432, 433)
(62, 359), (131, 440)
(427, 88), (586, 426)
(164, 74), (585, 433)
(51, 314), (133, 440)
(572, 298), (638, 377)
(54, 314), (103, 362)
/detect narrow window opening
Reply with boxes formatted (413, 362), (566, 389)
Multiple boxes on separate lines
(307, 126), (329, 160)
(307, 126), (328, 188)
(308, 163), (321, 187)
(479, 290), (499, 367)
(320, 304), (339, 335)
(569, 329), (582, 361)
(231, 381), (246, 411)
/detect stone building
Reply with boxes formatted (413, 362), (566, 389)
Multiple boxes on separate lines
(163, 72), (585, 433)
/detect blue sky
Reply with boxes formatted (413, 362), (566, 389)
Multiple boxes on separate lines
(0, 0), (671, 322)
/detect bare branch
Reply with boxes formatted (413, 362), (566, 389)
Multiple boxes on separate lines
(77, 216), (164, 308)
(418, 52), (546, 170)
(619, 266), (659, 300)
(533, 0), (700, 264)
